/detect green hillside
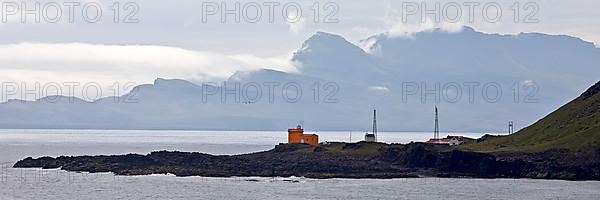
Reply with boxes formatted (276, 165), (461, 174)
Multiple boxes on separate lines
(463, 81), (600, 152)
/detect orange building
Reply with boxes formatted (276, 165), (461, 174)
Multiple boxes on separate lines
(288, 125), (319, 146)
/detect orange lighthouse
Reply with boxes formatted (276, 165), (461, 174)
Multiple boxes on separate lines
(288, 125), (319, 146)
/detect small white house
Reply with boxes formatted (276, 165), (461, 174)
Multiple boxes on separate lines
(448, 137), (463, 146)
(426, 136), (465, 146)
(364, 133), (376, 142)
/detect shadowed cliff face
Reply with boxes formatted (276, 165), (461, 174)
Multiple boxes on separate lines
(580, 81), (600, 100)
(13, 142), (600, 180)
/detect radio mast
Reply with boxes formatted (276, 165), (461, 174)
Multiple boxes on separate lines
(434, 106), (439, 140)
(372, 108), (378, 141)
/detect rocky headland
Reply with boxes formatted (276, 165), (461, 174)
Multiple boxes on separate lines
(13, 142), (600, 180)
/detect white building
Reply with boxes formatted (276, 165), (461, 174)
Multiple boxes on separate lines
(448, 137), (463, 146)
(364, 133), (376, 142)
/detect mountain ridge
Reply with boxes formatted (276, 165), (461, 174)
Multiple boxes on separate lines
(0, 27), (599, 131)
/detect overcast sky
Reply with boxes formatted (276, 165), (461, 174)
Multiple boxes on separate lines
(1, 0), (599, 98)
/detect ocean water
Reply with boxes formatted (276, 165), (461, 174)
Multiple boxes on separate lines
(0, 129), (598, 200)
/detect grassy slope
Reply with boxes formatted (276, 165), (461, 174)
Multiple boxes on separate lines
(462, 81), (600, 152)
(291, 141), (453, 156)
(292, 142), (399, 157)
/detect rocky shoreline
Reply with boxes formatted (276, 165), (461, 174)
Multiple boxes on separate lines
(13, 142), (600, 180)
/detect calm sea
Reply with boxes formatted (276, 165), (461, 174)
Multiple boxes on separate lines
(0, 129), (598, 199)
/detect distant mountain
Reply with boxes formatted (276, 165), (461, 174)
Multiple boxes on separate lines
(464, 81), (600, 152)
(291, 31), (386, 83)
(363, 27), (599, 91)
(0, 27), (599, 131)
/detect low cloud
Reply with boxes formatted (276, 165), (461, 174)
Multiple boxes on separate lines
(385, 17), (464, 38)
(368, 86), (390, 92)
(0, 42), (296, 98)
(287, 10), (305, 34)
(382, 1), (464, 38)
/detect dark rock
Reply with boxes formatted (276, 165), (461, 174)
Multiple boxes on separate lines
(13, 142), (600, 180)
(580, 81), (600, 100)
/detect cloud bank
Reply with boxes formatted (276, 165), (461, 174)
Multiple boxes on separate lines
(0, 42), (296, 98)
(0, 42), (295, 79)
